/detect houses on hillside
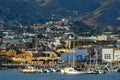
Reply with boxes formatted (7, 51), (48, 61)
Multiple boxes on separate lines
(1, 20), (120, 66)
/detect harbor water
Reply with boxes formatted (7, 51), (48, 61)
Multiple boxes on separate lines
(0, 70), (120, 80)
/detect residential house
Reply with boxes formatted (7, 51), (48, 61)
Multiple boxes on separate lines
(0, 30), (15, 39)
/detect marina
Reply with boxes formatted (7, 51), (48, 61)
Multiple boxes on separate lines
(0, 70), (120, 80)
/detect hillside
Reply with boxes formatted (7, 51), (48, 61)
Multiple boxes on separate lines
(0, 0), (120, 27)
(77, 0), (120, 27)
(0, 0), (99, 25)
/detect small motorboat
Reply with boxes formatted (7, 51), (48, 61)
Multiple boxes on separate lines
(21, 66), (41, 73)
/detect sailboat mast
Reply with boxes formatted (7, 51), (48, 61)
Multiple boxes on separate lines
(34, 27), (38, 52)
(73, 40), (76, 67)
(95, 48), (98, 67)
(90, 51), (91, 68)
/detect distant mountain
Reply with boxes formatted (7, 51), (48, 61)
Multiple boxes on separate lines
(77, 0), (120, 27)
(0, 0), (99, 25)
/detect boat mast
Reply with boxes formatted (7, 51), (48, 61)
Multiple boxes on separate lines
(73, 40), (76, 67)
(95, 48), (98, 68)
(90, 50), (91, 69)
(34, 27), (38, 53)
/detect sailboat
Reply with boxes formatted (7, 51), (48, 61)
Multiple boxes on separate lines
(94, 48), (105, 74)
(105, 62), (119, 73)
(87, 50), (98, 74)
(61, 40), (87, 74)
(61, 51), (86, 74)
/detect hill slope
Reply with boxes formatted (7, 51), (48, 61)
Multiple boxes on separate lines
(0, 0), (120, 27)
(77, 0), (120, 27)
(0, 0), (99, 25)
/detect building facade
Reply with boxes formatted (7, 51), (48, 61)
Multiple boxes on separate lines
(102, 48), (120, 62)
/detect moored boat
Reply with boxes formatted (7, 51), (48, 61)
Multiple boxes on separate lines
(61, 67), (86, 74)
(21, 66), (41, 73)
(48, 68), (56, 72)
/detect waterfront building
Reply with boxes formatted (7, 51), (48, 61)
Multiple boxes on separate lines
(102, 48), (120, 62)
(116, 40), (120, 48)
(61, 49), (88, 62)
(11, 51), (33, 63)
(0, 49), (16, 56)
(76, 49), (89, 62)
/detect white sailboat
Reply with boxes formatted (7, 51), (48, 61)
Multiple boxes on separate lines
(94, 48), (105, 74)
(61, 40), (87, 74)
(87, 51), (98, 74)
(61, 51), (86, 74)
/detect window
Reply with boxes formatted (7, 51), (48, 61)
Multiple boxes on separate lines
(104, 54), (111, 59)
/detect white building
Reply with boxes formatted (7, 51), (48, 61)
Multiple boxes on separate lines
(53, 37), (62, 48)
(63, 32), (75, 39)
(116, 40), (120, 48)
(114, 50), (120, 61)
(2, 38), (32, 44)
(77, 34), (107, 41)
(97, 34), (107, 41)
(102, 48), (120, 62)
(0, 30), (15, 39)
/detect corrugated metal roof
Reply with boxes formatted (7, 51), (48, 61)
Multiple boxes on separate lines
(76, 49), (88, 56)
(61, 49), (89, 62)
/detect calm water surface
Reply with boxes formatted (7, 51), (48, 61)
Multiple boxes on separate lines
(0, 70), (120, 80)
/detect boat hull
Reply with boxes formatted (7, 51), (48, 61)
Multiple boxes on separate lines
(61, 67), (86, 74)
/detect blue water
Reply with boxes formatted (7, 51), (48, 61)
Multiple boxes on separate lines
(0, 70), (120, 80)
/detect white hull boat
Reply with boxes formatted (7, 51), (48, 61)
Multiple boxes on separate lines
(61, 67), (86, 74)
(21, 66), (41, 73)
